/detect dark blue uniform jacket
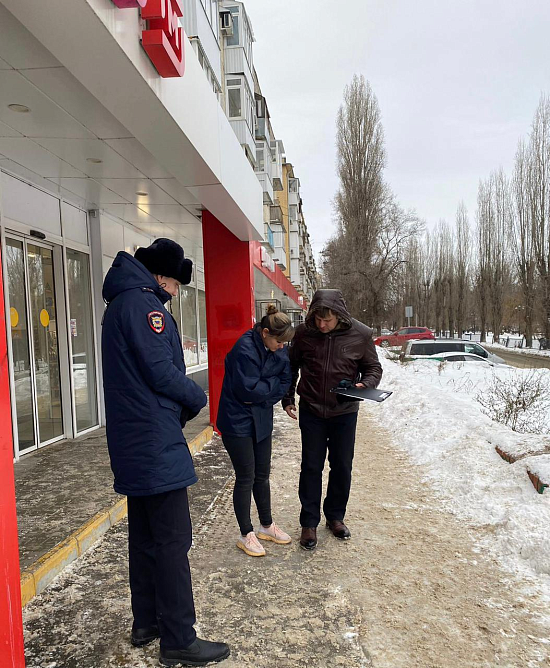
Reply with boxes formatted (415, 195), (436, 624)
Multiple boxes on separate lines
(101, 251), (207, 497)
(217, 326), (292, 442)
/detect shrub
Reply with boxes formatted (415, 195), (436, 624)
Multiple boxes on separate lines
(476, 369), (550, 433)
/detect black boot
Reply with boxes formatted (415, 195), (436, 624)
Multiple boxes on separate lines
(131, 624), (159, 647)
(160, 638), (230, 666)
(300, 527), (317, 550)
(326, 519), (351, 540)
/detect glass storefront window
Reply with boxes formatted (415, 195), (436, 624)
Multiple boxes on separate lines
(27, 244), (63, 443)
(5, 238), (34, 451)
(181, 285), (198, 367)
(66, 249), (98, 432)
(198, 290), (208, 364)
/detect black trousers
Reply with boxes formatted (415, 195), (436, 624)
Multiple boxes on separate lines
(299, 407), (358, 528)
(127, 487), (196, 651)
(222, 434), (273, 535)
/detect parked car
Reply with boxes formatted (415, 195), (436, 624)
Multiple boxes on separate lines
(374, 326), (434, 348)
(412, 351), (499, 366)
(400, 339), (505, 364)
(380, 328), (392, 336)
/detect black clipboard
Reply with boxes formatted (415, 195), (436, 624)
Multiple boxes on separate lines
(330, 387), (393, 403)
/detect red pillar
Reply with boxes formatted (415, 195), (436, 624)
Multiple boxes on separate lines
(202, 210), (255, 429)
(0, 248), (26, 667)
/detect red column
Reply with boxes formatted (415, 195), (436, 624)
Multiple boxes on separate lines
(0, 248), (26, 667)
(202, 210), (255, 429)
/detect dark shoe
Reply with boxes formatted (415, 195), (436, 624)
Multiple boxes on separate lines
(131, 624), (159, 647)
(160, 638), (230, 666)
(300, 527), (317, 551)
(326, 519), (351, 540)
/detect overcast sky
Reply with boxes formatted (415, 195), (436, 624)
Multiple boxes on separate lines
(246, 0), (550, 257)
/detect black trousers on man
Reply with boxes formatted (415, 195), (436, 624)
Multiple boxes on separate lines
(127, 487), (196, 651)
(298, 407), (358, 528)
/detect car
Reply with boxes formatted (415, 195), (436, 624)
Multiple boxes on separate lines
(380, 328), (392, 336)
(400, 339), (505, 364)
(374, 326), (434, 348)
(412, 351), (499, 365)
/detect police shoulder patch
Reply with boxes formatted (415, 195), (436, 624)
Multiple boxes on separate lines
(147, 311), (165, 334)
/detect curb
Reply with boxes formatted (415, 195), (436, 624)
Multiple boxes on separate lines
(20, 425), (214, 608)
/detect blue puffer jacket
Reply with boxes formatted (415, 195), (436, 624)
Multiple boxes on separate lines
(101, 252), (207, 496)
(217, 326), (292, 442)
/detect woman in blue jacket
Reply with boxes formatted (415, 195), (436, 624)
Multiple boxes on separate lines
(217, 306), (294, 557)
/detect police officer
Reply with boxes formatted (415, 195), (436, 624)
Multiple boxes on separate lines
(102, 238), (230, 667)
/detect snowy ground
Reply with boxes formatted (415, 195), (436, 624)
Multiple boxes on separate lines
(23, 408), (550, 667)
(373, 350), (550, 605)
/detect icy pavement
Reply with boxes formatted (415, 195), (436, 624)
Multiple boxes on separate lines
(23, 408), (550, 667)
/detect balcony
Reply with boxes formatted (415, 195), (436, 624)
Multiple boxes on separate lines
(270, 203), (283, 224)
(272, 246), (287, 270)
(270, 140), (284, 191)
(288, 190), (300, 206)
(262, 223), (274, 250)
(224, 43), (254, 94)
(256, 172), (273, 205)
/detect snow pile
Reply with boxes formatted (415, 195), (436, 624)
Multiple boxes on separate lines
(370, 352), (550, 588)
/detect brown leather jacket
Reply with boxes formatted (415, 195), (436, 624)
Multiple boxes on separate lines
(282, 290), (383, 418)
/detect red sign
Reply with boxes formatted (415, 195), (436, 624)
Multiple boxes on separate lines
(111, 0), (147, 7)
(110, 0), (185, 78)
(142, 0), (185, 78)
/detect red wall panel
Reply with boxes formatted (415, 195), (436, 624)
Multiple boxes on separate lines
(0, 247), (25, 667)
(202, 211), (255, 429)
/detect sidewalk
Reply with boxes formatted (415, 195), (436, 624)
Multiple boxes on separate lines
(22, 407), (550, 668)
(15, 404), (213, 603)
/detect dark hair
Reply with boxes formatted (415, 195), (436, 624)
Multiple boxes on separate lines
(311, 307), (336, 319)
(260, 305), (294, 342)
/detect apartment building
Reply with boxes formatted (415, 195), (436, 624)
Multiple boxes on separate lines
(184, 0), (317, 312)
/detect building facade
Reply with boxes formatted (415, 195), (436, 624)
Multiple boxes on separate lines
(0, 1), (318, 662)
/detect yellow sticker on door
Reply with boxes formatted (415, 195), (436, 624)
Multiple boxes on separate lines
(10, 307), (19, 328)
(40, 309), (50, 327)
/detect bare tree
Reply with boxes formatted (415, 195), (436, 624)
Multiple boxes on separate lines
(324, 74), (424, 327)
(475, 179), (491, 342)
(530, 95), (550, 339)
(455, 201), (471, 338)
(511, 139), (538, 346)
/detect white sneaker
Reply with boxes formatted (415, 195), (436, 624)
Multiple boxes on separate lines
(236, 531), (266, 557)
(257, 522), (292, 545)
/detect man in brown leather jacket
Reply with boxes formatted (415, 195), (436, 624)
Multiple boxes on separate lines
(282, 289), (382, 550)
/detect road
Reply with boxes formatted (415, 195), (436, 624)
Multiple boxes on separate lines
(485, 345), (550, 369)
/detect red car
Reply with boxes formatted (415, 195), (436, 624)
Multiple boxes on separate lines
(374, 326), (434, 348)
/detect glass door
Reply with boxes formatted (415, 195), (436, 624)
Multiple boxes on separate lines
(4, 235), (64, 454)
(66, 248), (98, 433)
(5, 238), (35, 451)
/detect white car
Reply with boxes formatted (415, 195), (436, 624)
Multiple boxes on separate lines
(425, 351), (501, 365)
(401, 339), (505, 365)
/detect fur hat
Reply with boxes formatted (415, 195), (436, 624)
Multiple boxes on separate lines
(134, 238), (193, 285)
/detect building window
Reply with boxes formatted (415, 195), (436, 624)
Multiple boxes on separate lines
(226, 6), (240, 46)
(198, 290), (208, 364)
(66, 249), (98, 432)
(256, 144), (265, 171)
(228, 87), (241, 118)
